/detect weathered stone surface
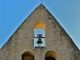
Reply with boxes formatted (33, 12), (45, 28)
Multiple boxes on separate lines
(0, 4), (80, 60)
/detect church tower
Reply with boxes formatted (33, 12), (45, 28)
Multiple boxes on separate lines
(0, 4), (80, 60)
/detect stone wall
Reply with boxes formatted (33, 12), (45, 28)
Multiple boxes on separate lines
(0, 4), (80, 60)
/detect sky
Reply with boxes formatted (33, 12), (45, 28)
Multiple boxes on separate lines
(34, 29), (45, 47)
(0, 0), (80, 49)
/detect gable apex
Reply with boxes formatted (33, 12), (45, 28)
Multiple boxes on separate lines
(36, 4), (47, 9)
(27, 4), (56, 22)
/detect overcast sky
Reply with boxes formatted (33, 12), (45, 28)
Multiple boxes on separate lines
(0, 0), (80, 49)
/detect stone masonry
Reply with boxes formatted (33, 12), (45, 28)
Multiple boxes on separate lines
(0, 4), (80, 60)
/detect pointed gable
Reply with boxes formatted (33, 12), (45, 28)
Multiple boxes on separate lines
(0, 4), (80, 60)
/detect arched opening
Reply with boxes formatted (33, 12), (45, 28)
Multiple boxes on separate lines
(34, 22), (45, 30)
(34, 22), (45, 47)
(45, 50), (57, 60)
(22, 51), (34, 60)
(45, 57), (56, 60)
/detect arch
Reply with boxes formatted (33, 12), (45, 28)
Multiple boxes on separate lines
(34, 22), (46, 47)
(34, 22), (45, 31)
(45, 50), (57, 60)
(22, 51), (34, 60)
